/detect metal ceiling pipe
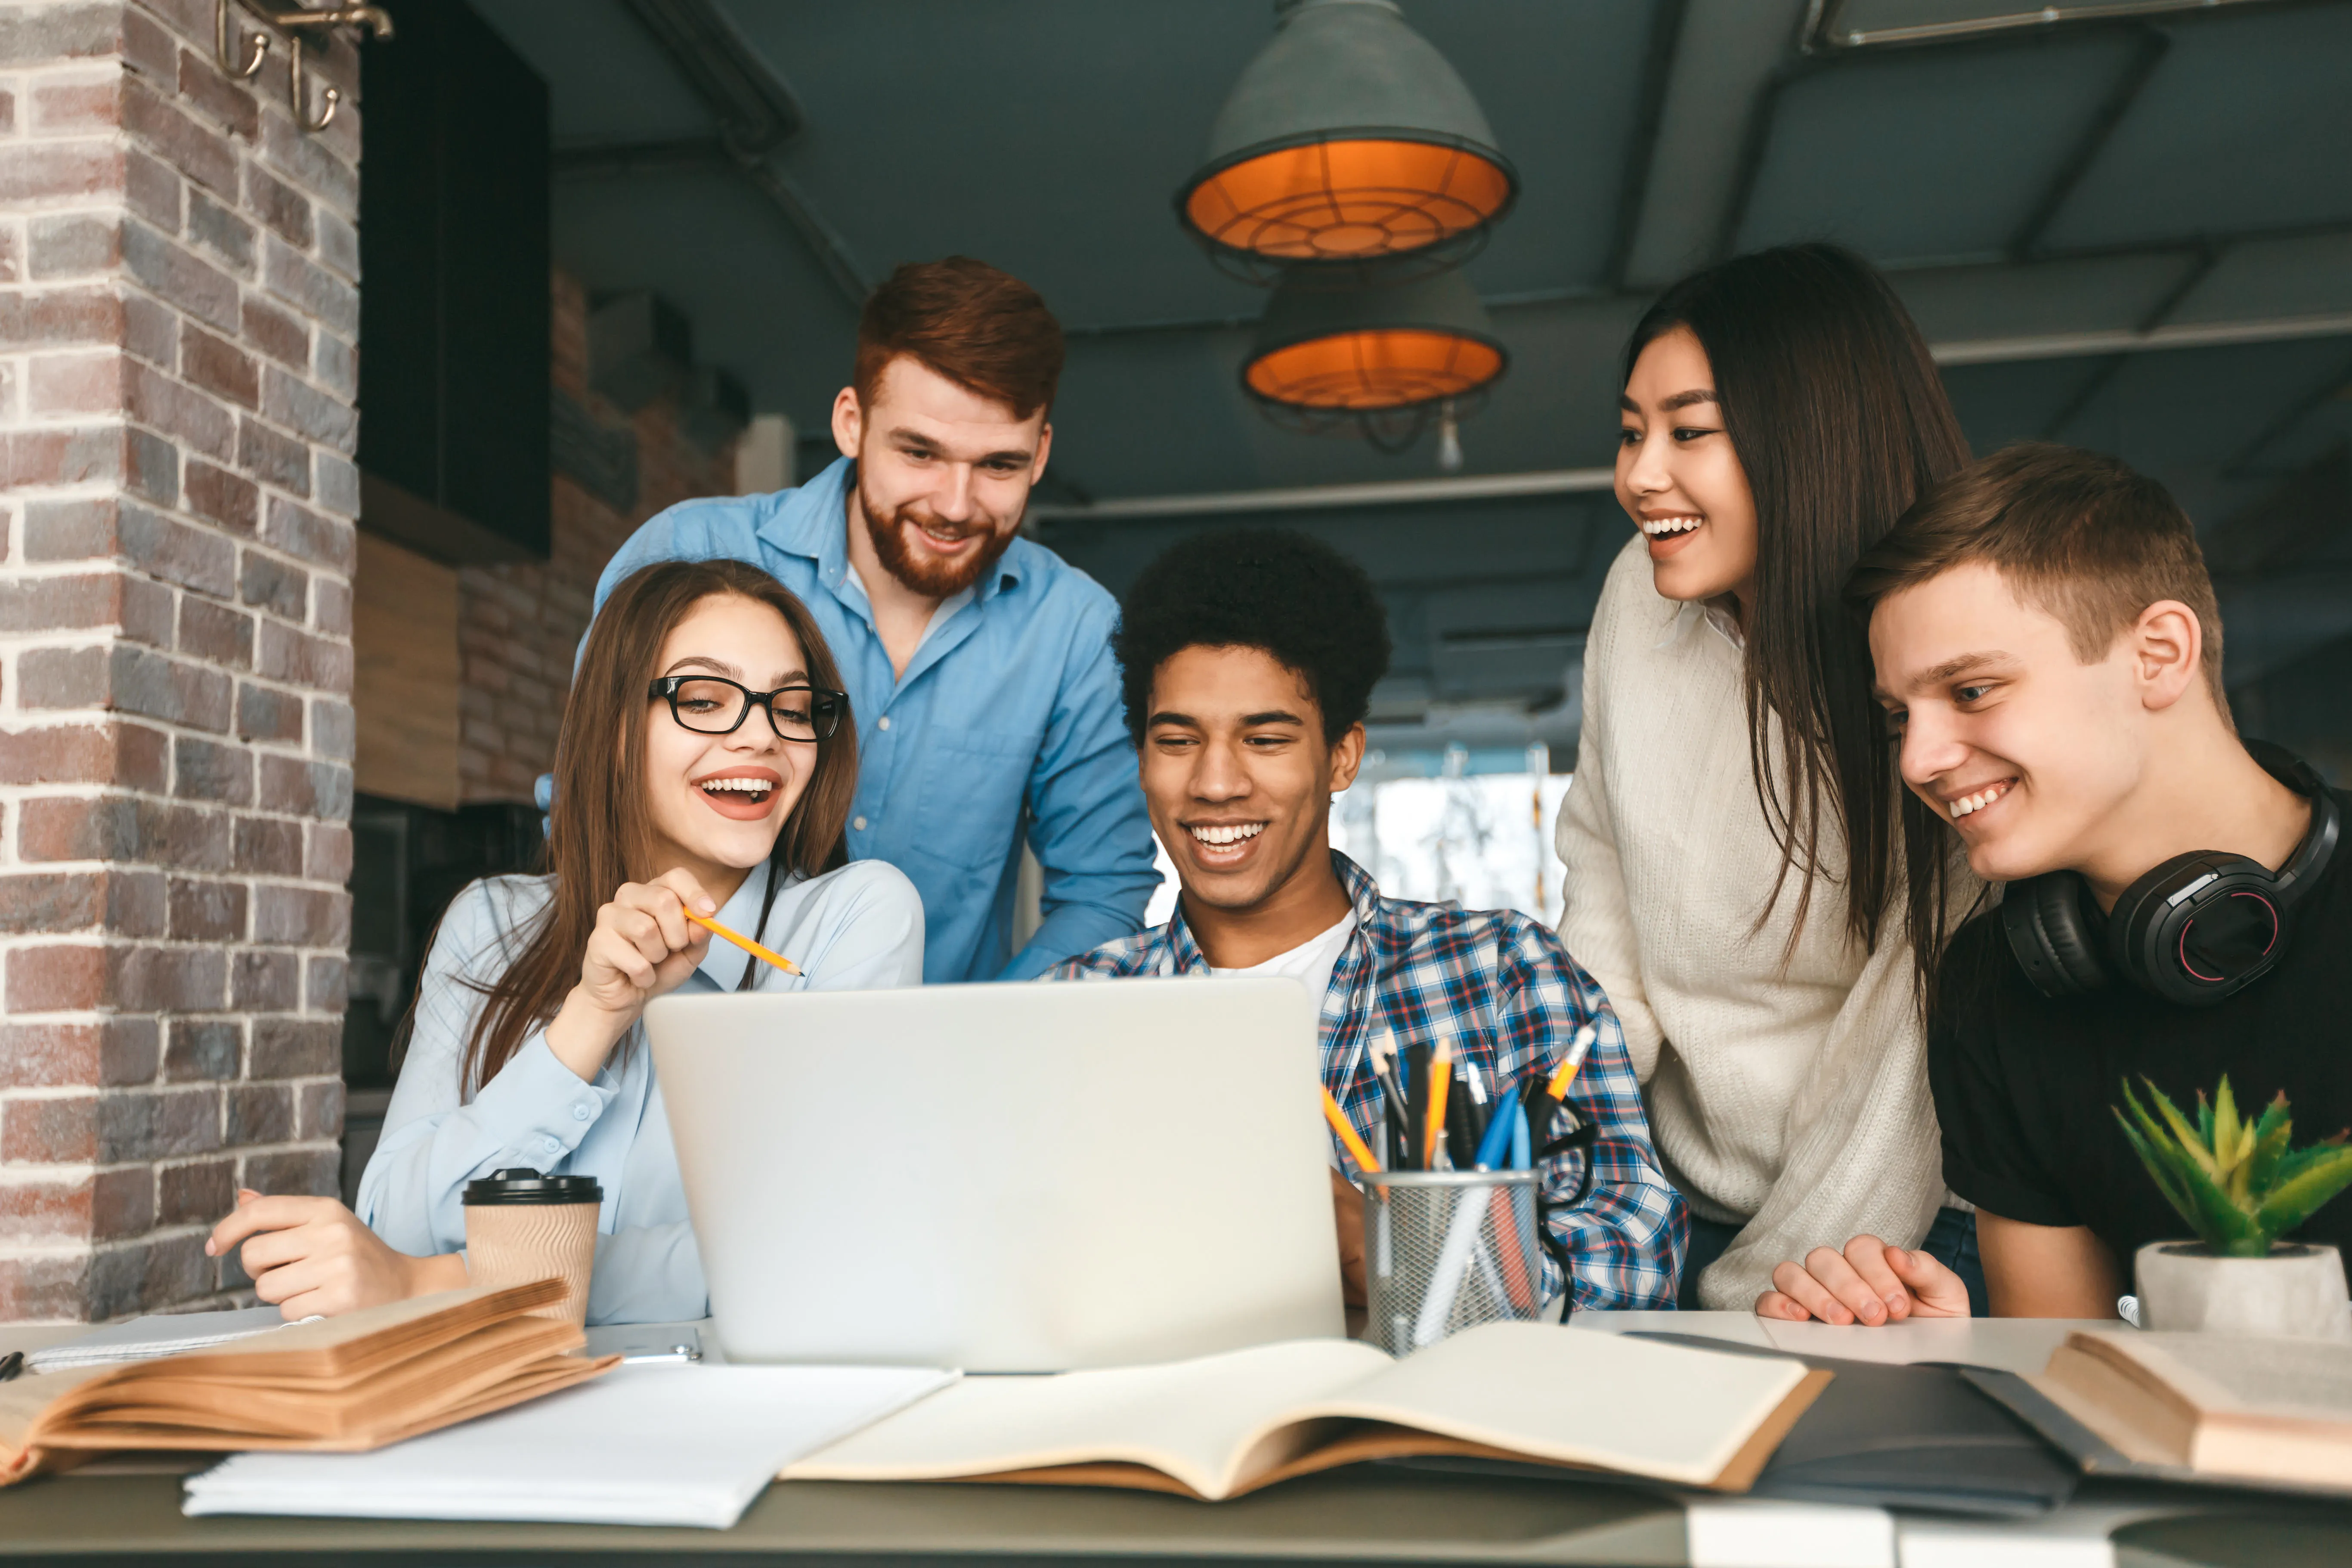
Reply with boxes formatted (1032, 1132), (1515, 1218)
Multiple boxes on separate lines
(1930, 311), (2352, 365)
(1803, 0), (2290, 53)
(1027, 467), (1614, 521)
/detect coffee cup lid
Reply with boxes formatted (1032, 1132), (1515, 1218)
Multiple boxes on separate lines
(463, 1168), (603, 1205)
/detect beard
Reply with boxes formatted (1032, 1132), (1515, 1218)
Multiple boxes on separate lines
(858, 478), (1019, 599)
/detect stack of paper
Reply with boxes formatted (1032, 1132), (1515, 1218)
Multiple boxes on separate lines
(183, 1364), (958, 1528)
(27, 1306), (300, 1373)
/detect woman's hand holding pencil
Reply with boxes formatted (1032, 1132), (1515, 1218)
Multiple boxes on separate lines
(545, 869), (726, 1080)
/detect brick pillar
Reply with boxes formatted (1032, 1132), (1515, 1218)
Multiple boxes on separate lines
(0, 3), (361, 1321)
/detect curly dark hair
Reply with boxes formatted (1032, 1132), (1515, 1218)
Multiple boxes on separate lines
(1112, 528), (1392, 745)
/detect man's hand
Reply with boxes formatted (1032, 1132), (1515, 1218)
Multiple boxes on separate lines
(1329, 1169), (1367, 1308)
(1754, 1234), (1969, 1325)
(206, 1190), (466, 1319)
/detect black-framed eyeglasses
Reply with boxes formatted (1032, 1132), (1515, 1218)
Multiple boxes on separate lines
(647, 676), (848, 743)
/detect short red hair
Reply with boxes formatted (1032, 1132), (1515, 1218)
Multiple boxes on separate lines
(853, 257), (1065, 421)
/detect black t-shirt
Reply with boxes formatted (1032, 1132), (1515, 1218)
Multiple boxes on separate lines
(1930, 791), (2352, 1275)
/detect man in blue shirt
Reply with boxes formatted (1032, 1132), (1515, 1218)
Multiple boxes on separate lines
(587, 257), (1157, 980)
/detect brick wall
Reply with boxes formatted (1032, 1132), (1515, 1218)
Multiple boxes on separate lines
(0, 2), (361, 1321)
(455, 270), (740, 803)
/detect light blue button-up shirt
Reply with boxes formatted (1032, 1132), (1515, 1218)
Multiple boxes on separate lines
(590, 457), (1159, 981)
(356, 859), (924, 1324)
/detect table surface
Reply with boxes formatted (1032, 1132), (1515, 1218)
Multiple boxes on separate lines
(3, 1311), (2348, 1567)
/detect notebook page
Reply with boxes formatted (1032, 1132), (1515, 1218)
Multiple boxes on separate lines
(183, 1364), (955, 1529)
(1283, 1321), (1813, 1487)
(25, 1307), (295, 1373)
(787, 1338), (1387, 1498)
(2082, 1331), (2352, 1422)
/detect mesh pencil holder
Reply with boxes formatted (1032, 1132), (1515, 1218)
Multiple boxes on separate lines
(1364, 1169), (1543, 1357)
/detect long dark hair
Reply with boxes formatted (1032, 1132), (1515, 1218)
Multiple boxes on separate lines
(1622, 244), (1971, 958)
(461, 560), (858, 1092)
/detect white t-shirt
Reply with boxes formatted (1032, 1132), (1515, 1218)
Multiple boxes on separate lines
(1210, 912), (1357, 1169)
(1207, 911), (1356, 1005)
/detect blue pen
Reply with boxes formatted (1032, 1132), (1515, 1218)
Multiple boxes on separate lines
(1470, 1086), (1518, 1170)
(1510, 1101), (1531, 1169)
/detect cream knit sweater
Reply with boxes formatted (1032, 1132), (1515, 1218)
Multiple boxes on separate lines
(1556, 536), (1950, 1310)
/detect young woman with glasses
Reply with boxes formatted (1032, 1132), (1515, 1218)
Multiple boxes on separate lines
(207, 560), (923, 1324)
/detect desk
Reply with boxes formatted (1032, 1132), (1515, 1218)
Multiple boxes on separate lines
(3, 1314), (2349, 1567)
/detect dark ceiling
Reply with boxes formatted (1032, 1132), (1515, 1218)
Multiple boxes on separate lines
(470, 0), (2352, 766)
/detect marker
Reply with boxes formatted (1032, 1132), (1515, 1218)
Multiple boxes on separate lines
(683, 909), (801, 976)
(1424, 1041), (1454, 1171)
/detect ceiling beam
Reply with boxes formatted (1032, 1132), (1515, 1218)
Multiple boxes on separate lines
(613, 0), (870, 310)
(1619, 0), (1813, 287)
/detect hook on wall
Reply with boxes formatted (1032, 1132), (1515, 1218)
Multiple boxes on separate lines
(236, 3), (397, 135)
(215, 0), (267, 80)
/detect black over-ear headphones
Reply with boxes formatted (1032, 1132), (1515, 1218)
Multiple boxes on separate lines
(2000, 741), (2340, 1007)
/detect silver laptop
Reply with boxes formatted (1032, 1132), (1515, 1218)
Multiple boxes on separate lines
(645, 977), (1346, 1370)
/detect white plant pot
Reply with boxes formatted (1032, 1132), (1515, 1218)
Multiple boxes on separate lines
(2134, 1241), (2352, 1340)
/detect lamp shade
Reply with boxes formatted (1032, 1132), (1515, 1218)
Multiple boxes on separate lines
(1243, 265), (1505, 414)
(1179, 0), (1517, 276)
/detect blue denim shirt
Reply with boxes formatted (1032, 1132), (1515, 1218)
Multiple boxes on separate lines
(590, 457), (1158, 981)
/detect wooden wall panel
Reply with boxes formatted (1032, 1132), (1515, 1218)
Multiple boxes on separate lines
(353, 532), (462, 810)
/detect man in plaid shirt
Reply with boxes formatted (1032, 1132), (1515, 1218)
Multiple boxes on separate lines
(1051, 530), (1685, 1312)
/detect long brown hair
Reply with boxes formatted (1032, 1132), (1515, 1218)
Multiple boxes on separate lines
(1622, 244), (1971, 958)
(461, 560), (858, 1092)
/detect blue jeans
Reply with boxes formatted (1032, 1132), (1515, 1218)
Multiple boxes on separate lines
(1677, 1205), (1989, 1316)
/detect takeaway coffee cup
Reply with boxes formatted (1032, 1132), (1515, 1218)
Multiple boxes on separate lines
(462, 1169), (603, 1327)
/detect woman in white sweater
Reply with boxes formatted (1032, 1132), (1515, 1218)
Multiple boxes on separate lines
(1556, 245), (1979, 1310)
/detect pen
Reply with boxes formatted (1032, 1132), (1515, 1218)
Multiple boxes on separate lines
(1321, 1088), (1383, 1175)
(1425, 1041), (1454, 1171)
(1469, 1082), (1519, 1169)
(1462, 1060), (1491, 1151)
(683, 909), (802, 976)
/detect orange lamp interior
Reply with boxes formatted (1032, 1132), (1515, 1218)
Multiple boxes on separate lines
(1245, 328), (1503, 411)
(1185, 138), (1511, 260)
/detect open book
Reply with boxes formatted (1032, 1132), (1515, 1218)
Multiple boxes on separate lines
(0, 1281), (614, 1486)
(786, 1320), (1831, 1500)
(2026, 1328), (2352, 1490)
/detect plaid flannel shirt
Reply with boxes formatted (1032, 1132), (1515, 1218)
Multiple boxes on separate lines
(1050, 851), (1686, 1311)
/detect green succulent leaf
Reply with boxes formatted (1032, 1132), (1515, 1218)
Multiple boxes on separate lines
(2214, 1076), (2242, 1166)
(2197, 1092), (2215, 1153)
(2247, 1094), (2293, 1190)
(2253, 1147), (2352, 1240)
(2115, 1107), (2201, 1235)
(2139, 1078), (2223, 1181)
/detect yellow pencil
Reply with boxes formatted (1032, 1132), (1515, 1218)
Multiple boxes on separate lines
(684, 909), (802, 976)
(1425, 1040), (1454, 1169)
(1544, 1020), (1599, 1099)
(1321, 1088), (1382, 1175)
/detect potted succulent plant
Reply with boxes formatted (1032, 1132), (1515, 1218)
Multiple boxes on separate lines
(2115, 1076), (2352, 1339)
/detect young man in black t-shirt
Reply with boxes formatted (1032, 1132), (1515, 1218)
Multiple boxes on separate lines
(1757, 443), (2352, 1325)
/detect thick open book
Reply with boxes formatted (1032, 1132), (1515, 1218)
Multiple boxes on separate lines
(786, 1320), (1831, 1500)
(2026, 1328), (2352, 1490)
(0, 1281), (614, 1486)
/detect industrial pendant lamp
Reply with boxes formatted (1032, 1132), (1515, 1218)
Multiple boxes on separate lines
(1177, 0), (1518, 281)
(1242, 264), (1506, 452)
